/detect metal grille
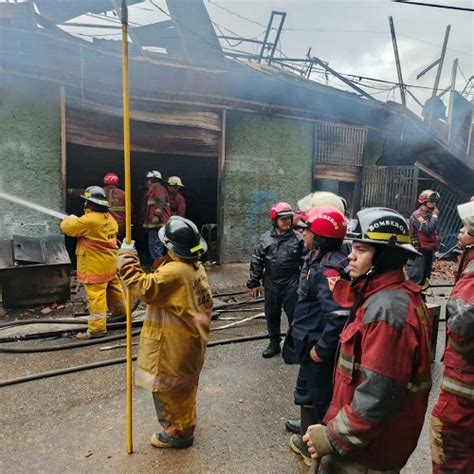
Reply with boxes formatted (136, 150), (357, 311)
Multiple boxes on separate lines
(431, 183), (465, 251)
(314, 121), (367, 165)
(361, 166), (419, 216)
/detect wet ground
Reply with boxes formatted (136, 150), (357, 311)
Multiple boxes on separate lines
(0, 263), (452, 473)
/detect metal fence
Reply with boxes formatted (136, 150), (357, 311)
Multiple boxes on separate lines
(361, 166), (419, 216)
(314, 121), (367, 165)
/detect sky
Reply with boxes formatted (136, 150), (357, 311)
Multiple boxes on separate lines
(58, 0), (474, 115)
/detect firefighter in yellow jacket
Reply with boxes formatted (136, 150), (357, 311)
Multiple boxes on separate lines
(61, 186), (126, 339)
(117, 216), (212, 449)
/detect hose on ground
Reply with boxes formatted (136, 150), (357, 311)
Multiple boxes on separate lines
(0, 333), (282, 387)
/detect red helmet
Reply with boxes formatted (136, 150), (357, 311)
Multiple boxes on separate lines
(103, 173), (119, 186)
(269, 202), (294, 220)
(305, 205), (347, 239)
(418, 189), (440, 204)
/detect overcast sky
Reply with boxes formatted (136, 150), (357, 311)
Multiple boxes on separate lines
(62, 0), (474, 114)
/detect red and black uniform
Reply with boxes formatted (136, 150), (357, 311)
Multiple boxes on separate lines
(431, 246), (474, 473)
(141, 182), (171, 229)
(103, 185), (125, 239)
(407, 206), (439, 284)
(168, 187), (186, 218)
(309, 269), (432, 471)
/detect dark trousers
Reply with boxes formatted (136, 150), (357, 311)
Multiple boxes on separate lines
(148, 229), (165, 261)
(407, 249), (434, 285)
(294, 359), (334, 423)
(264, 282), (298, 340)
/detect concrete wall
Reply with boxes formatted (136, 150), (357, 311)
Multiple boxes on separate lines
(222, 111), (313, 263)
(0, 78), (62, 240)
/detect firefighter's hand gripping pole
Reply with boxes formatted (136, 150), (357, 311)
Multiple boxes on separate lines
(120, 0), (134, 455)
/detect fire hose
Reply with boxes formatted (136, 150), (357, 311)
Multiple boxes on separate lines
(0, 333), (282, 388)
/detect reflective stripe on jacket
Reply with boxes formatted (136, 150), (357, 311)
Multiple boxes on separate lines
(141, 182), (171, 228)
(60, 211), (119, 284)
(442, 247), (474, 400)
(320, 270), (432, 469)
(117, 252), (213, 392)
(409, 207), (439, 251)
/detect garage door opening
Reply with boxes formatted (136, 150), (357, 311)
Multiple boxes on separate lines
(66, 143), (218, 262)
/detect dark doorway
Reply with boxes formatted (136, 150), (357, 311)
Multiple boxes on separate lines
(66, 144), (218, 259)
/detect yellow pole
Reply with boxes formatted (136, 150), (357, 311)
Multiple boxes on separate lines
(120, 0), (133, 454)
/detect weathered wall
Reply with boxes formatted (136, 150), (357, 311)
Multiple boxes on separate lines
(222, 111), (313, 263)
(0, 78), (61, 240)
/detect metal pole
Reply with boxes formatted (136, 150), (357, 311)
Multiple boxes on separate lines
(258, 11), (275, 63)
(448, 58), (458, 143)
(389, 17), (406, 109)
(432, 25), (450, 98)
(120, 0), (134, 455)
(268, 12), (286, 65)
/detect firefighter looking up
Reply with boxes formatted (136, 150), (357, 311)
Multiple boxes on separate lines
(247, 202), (305, 358)
(60, 186), (126, 340)
(117, 216), (212, 449)
(303, 207), (432, 472)
(103, 172), (126, 240)
(141, 170), (171, 262)
(431, 201), (474, 473)
(407, 189), (441, 285)
(286, 206), (350, 466)
(167, 176), (186, 218)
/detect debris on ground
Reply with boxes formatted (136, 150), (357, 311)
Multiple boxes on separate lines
(431, 260), (456, 281)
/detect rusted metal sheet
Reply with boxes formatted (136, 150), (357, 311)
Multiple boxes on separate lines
(314, 163), (360, 182)
(314, 121), (367, 166)
(0, 236), (71, 308)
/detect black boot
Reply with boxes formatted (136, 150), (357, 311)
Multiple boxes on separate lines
(285, 418), (301, 434)
(289, 406), (316, 466)
(262, 338), (281, 358)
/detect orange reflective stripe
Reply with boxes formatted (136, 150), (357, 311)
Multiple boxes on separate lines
(77, 271), (118, 284)
(78, 238), (118, 250)
(109, 206), (125, 212)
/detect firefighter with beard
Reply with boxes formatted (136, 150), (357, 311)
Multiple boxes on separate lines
(247, 202), (305, 358)
(285, 205), (350, 466)
(431, 201), (474, 473)
(61, 186), (126, 339)
(117, 216), (212, 449)
(303, 207), (432, 472)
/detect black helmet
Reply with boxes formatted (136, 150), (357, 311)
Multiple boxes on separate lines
(350, 207), (420, 257)
(81, 186), (109, 207)
(158, 216), (207, 260)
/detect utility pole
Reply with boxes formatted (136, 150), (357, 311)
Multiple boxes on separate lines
(388, 16), (406, 109)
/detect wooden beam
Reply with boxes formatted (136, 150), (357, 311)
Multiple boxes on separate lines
(414, 160), (465, 197)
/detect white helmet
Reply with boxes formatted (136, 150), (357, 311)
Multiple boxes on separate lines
(298, 191), (346, 214)
(168, 176), (184, 187)
(458, 202), (474, 234)
(146, 170), (162, 180)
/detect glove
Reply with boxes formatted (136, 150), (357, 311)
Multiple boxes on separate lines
(120, 240), (136, 252)
(69, 214), (78, 219)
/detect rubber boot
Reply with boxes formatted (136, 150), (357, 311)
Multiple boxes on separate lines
(285, 418), (301, 434)
(289, 406), (315, 466)
(262, 337), (281, 358)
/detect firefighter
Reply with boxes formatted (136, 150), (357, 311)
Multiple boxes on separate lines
(430, 201), (474, 473)
(303, 207), (432, 472)
(141, 170), (171, 262)
(102, 172), (126, 240)
(286, 205), (349, 466)
(117, 216), (212, 449)
(61, 186), (126, 339)
(407, 189), (441, 285)
(247, 202), (305, 358)
(167, 176), (186, 218)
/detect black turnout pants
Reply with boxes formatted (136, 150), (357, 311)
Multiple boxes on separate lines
(407, 249), (434, 285)
(264, 282), (298, 340)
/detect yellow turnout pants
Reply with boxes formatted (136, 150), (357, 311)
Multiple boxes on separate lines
(84, 277), (125, 334)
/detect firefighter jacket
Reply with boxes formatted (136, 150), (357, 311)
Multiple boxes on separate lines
(291, 249), (350, 363)
(141, 182), (171, 229)
(60, 211), (119, 284)
(442, 246), (474, 400)
(168, 187), (186, 217)
(117, 251), (213, 392)
(247, 228), (305, 290)
(308, 269), (432, 470)
(103, 185), (126, 236)
(409, 206), (439, 251)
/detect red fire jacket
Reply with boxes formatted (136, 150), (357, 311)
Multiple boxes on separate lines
(308, 269), (432, 470)
(103, 185), (125, 237)
(442, 246), (474, 399)
(141, 182), (170, 229)
(168, 187), (186, 217)
(409, 206), (439, 251)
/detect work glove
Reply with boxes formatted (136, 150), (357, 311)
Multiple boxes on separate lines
(69, 214), (78, 219)
(120, 240), (136, 252)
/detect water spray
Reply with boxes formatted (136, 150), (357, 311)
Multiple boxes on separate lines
(0, 191), (67, 220)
